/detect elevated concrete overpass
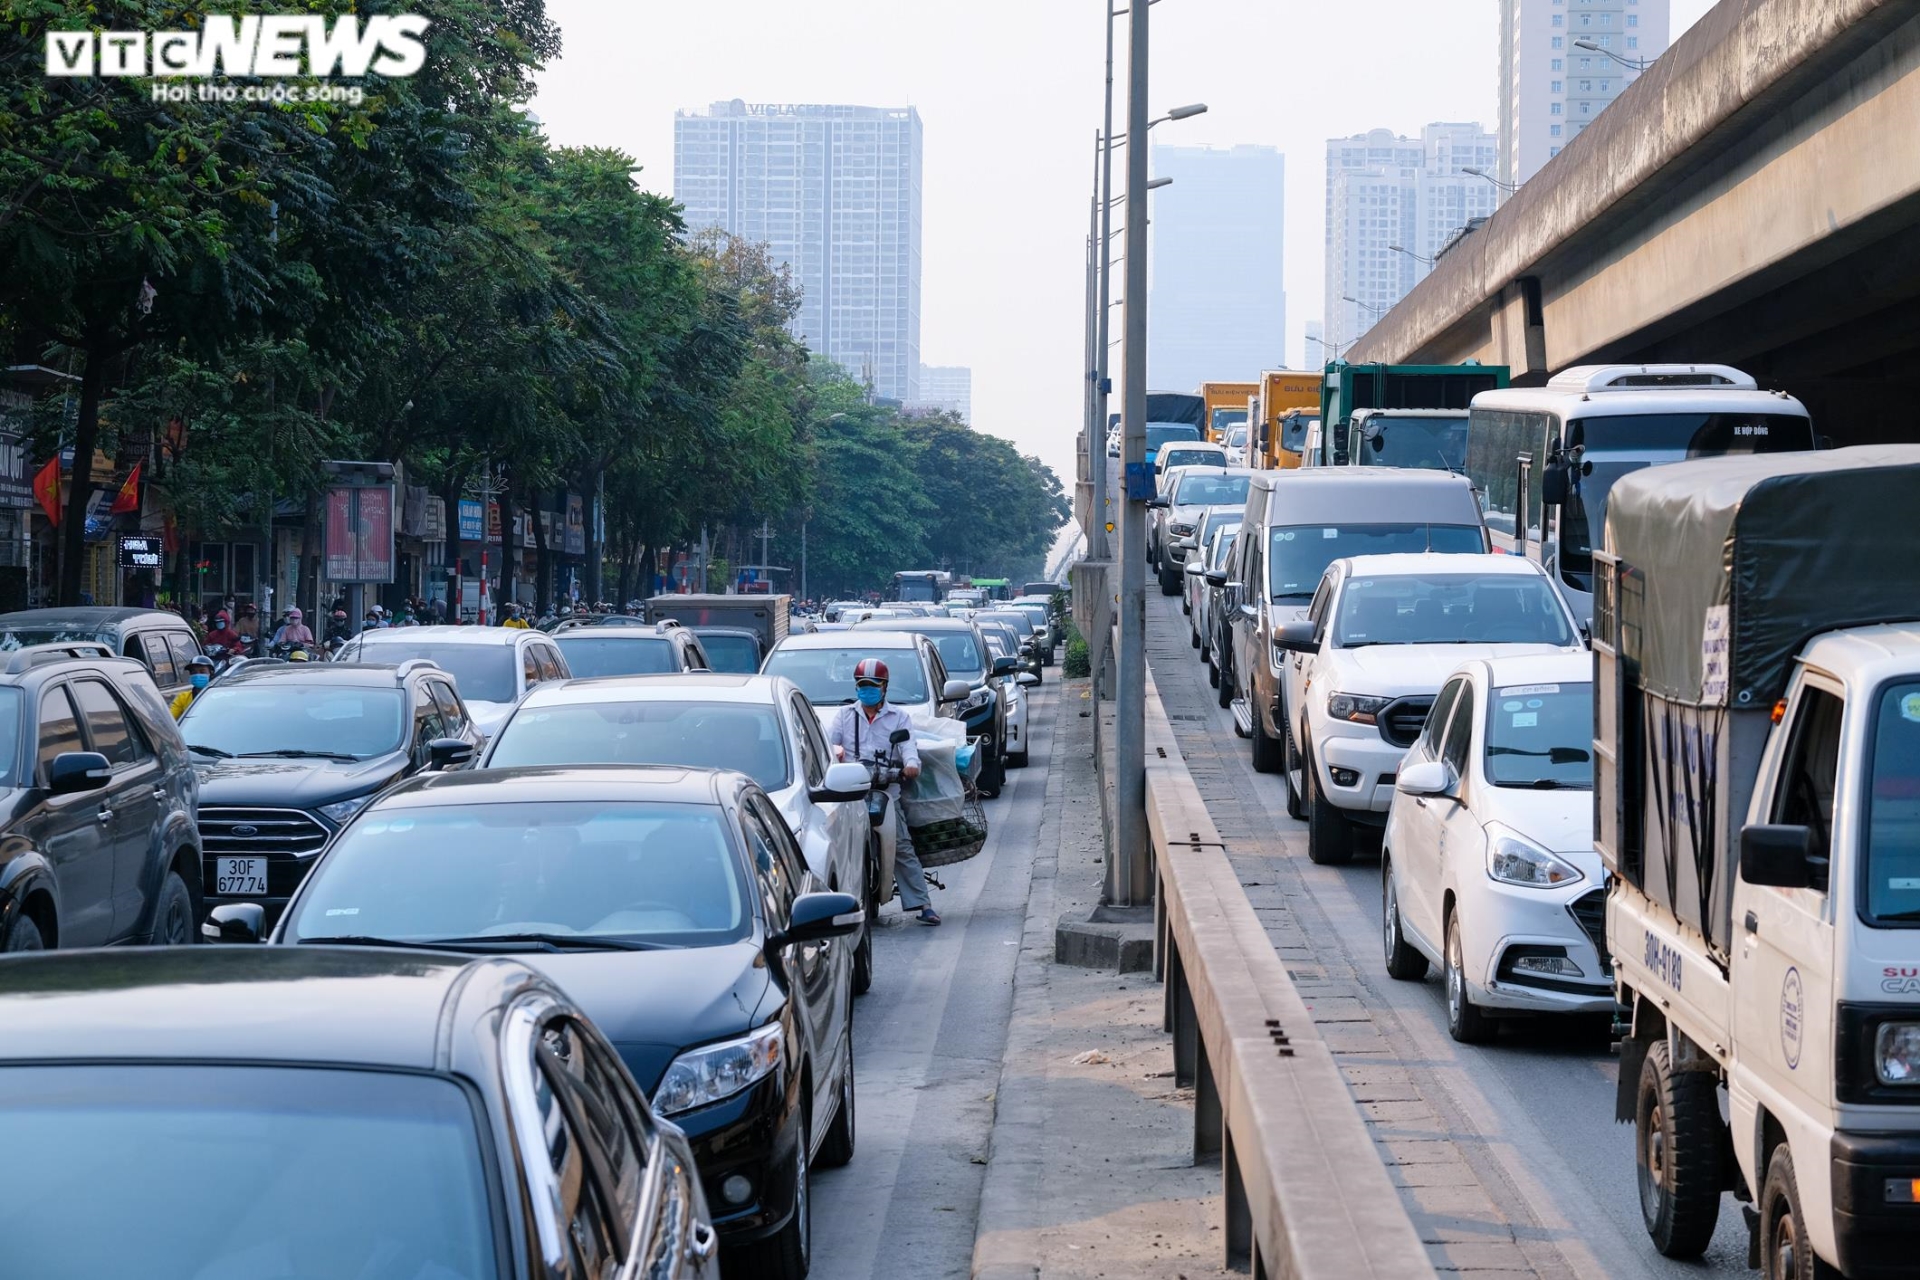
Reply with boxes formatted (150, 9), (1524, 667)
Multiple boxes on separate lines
(1350, 0), (1920, 440)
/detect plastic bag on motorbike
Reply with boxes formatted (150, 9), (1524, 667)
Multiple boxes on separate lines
(901, 736), (967, 827)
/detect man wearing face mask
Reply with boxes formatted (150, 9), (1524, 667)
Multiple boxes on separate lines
(170, 654), (214, 719)
(826, 658), (939, 925)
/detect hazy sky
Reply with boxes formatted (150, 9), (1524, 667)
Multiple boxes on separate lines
(531, 0), (1721, 482)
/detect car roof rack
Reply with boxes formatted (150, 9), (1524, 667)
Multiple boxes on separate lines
(653, 619), (682, 632)
(394, 658), (443, 678)
(2, 641), (117, 675)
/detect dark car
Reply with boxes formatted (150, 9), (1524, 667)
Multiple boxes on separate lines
(0, 947), (718, 1279)
(0, 641), (201, 951)
(690, 626), (766, 674)
(0, 606), (203, 701)
(974, 609), (1044, 684)
(851, 616), (1014, 798)
(250, 765), (860, 1279)
(554, 620), (712, 678)
(180, 661), (483, 924)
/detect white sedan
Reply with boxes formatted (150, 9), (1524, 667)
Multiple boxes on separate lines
(1380, 651), (1612, 1043)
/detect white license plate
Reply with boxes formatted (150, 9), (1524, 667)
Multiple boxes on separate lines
(216, 857), (268, 897)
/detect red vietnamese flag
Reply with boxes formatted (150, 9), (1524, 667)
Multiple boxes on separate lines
(32, 457), (60, 525)
(110, 461), (142, 515)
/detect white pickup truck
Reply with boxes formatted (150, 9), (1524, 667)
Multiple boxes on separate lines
(1597, 447), (1920, 1280)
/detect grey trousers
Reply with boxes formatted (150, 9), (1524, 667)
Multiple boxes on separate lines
(893, 799), (931, 911)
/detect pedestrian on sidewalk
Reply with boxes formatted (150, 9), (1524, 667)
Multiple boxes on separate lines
(827, 658), (940, 925)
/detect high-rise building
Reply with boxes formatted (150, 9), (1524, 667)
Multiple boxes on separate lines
(1147, 144), (1285, 391)
(911, 364), (972, 423)
(1498, 0), (1671, 188)
(674, 100), (924, 402)
(1304, 321), (1325, 370)
(1323, 124), (1499, 353)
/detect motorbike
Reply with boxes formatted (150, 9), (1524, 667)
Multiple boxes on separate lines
(860, 728), (919, 915)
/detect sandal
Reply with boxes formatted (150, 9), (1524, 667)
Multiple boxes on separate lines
(915, 907), (942, 926)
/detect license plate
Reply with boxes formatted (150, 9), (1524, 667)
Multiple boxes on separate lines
(216, 857), (268, 897)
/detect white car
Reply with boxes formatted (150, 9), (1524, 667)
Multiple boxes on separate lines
(1150, 467), (1255, 594)
(335, 625), (570, 740)
(979, 626), (1033, 767)
(1154, 441), (1227, 491)
(1186, 517), (1241, 653)
(477, 672), (880, 993)
(1273, 552), (1584, 865)
(1224, 423), (1251, 467)
(1380, 651), (1611, 1043)
(761, 630), (968, 742)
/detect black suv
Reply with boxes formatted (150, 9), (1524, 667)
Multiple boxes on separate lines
(0, 606), (203, 702)
(181, 661), (483, 923)
(0, 642), (200, 951)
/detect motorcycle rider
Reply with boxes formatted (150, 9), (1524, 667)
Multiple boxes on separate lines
(234, 603), (261, 656)
(325, 609), (353, 646)
(827, 658), (939, 926)
(203, 610), (242, 654)
(273, 607), (315, 648)
(170, 654), (213, 719)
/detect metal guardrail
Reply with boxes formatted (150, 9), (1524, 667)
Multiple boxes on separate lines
(1141, 673), (1437, 1278)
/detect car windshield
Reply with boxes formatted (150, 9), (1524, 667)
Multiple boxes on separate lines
(1227, 426), (1249, 447)
(342, 641), (516, 704)
(1267, 523), (1486, 600)
(976, 612), (1033, 639)
(1485, 683), (1593, 788)
(927, 633), (984, 678)
(1863, 680), (1920, 924)
(982, 631), (1012, 659)
(0, 1064), (495, 1280)
(1159, 448), (1222, 472)
(489, 700), (789, 789)
(696, 633), (762, 674)
(0, 627), (116, 650)
(555, 635), (678, 677)
(1146, 424), (1201, 450)
(1333, 573), (1575, 648)
(1209, 529), (1241, 569)
(1355, 416), (1469, 470)
(1174, 473), (1250, 507)
(180, 684), (406, 759)
(284, 800), (749, 947)
(763, 646), (929, 705)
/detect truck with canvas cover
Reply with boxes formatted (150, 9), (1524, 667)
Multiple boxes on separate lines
(1317, 361), (1508, 467)
(1596, 446), (1920, 1280)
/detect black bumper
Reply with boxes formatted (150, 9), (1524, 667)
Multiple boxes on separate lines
(1830, 1130), (1920, 1279)
(677, 1072), (802, 1243)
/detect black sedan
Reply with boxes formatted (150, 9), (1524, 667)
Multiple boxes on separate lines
(235, 765), (861, 1280)
(0, 946), (718, 1279)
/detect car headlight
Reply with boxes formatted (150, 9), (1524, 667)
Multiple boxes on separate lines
(1327, 692), (1391, 725)
(1169, 522), (1195, 537)
(961, 685), (993, 713)
(654, 1023), (783, 1116)
(1876, 1022), (1920, 1084)
(1486, 826), (1584, 888)
(316, 795), (371, 826)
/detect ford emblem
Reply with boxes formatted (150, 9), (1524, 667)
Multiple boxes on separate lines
(231, 824), (259, 838)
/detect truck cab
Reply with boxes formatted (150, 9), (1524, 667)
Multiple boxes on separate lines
(1599, 447), (1920, 1280)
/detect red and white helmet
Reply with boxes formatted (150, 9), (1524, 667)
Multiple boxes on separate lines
(853, 658), (891, 685)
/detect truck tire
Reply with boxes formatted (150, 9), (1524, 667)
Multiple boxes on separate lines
(1250, 700), (1283, 774)
(1382, 856), (1428, 980)
(1635, 1039), (1722, 1258)
(1306, 754), (1354, 865)
(1444, 908), (1495, 1042)
(1759, 1145), (1839, 1280)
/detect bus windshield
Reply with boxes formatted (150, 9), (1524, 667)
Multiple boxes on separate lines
(1353, 415), (1469, 471)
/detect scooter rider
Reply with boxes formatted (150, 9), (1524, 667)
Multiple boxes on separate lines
(827, 658), (940, 926)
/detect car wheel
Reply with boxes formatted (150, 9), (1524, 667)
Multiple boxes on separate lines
(1305, 753), (1354, 865)
(1443, 909), (1496, 1044)
(1759, 1144), (1836, 1279)
(1007, 747), (1030, 769)
(1249, 701), (1282, 773)
(978, 735), (1004, 799)
(818, 1021), (857, 1168)
(1282, 708), (1307, 821)
(1206, 654), (1219, 688)
(1382, 856), (1428, 980)
(1157, 563), (1181, 596)
(737, 1114), (811, 1279)
(3, 911), (44, 952)
(1183, 593), (1193, 618)
(1216, 656), (1233, 709)
(1637, 1038), (1722, 1258)
(155, 870), (196, 946)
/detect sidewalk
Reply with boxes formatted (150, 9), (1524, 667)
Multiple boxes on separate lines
(971, 676), (1228, 1280)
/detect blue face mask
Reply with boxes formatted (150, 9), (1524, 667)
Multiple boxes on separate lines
(190, 673), (210, 691)
(856, 684), (885, 708)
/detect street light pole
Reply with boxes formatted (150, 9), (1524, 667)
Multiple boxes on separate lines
(1111, 0), (1150, 907)
(1084, 136), (1102, 559)
(1092, 0), (1118, 565)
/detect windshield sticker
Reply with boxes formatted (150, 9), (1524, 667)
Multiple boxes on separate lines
(1276, 530), (1296, 542)
(1503, 700), (1524, 712)
(324, 907), (360, 916)
(1323, 528), (1338, 539)
(1499, 684), (1561, 696)
(1511, 712), (1538, 728)
(1701, 605), (1730, 704)
(1526, 699), (1544, 709)
(1902, 694), (1920, 722)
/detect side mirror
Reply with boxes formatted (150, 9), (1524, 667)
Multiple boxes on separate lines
(1237, 603), (1259, 623)
(1541, 467), (1569, 507)
(1018, 671), (1040, 687)
(1273, 619), (1319, 654)
(47, 751), (111, 796)
(426, 737), (475, 771)
(1145, 498), (1169, 509)
(1185, 561), (1205, 576)
(1205, 570), (1228, 587)
(772, 891), (864, 949)
(202, 902), (265, 944)
(1176, 537), (1198, 551)
(1396, 760), (1455, 798)
(991, 656), (1019, 676)
(811, 760), (871, 804)
(889, 728), (912, 746)
(1740, 824), (1819, 890)
(941, 679), (972, 703)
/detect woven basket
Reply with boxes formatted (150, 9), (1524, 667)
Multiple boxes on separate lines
(911, 793), (988, 867)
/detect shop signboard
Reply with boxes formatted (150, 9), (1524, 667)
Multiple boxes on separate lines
(564, 492), (585, 555)
(116, 534), (163, 570)
(457, 498), (484, 543)
(323, 483), (395, 583)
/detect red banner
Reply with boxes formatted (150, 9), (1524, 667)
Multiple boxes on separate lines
(322, 485), (395, 583)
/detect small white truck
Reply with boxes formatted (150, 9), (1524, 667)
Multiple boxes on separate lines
(1597, 447), (1920, 1279)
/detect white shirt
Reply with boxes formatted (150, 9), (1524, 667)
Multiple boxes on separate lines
(827, 703), (920, 773)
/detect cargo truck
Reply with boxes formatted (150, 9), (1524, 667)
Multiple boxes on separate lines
(1596, 447), (1920, 1280)
(641, 592), (791, 654)
(1317, 361), (1509, 468)
(1252, 370), (1322, 470)
(1198, 381), (1258, 444)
